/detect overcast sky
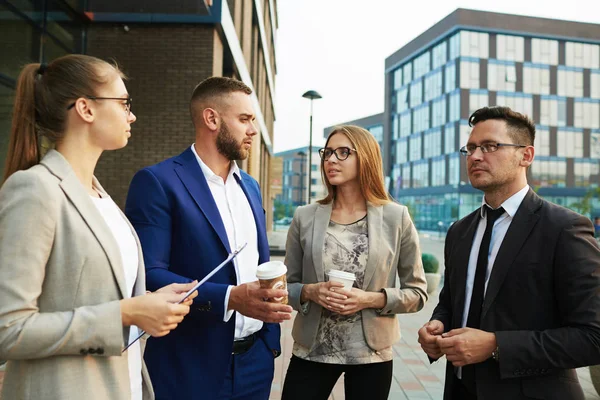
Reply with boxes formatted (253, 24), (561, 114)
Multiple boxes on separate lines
(272, 0), (600, 153)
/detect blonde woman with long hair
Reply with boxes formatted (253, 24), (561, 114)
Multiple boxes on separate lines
(282, 125), (428, 400)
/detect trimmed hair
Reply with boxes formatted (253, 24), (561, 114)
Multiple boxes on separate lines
(189, 77), (252, 125)
(318, 125), (391, 206)
(3, 54), (125, 183)
(468, 106), (536, 146)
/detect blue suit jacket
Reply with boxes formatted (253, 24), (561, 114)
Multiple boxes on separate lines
(125, 147), (280, 399)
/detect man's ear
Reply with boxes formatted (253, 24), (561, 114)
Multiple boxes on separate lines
(203, 108), (219, 131)
(520, 145), (535, 167)
(74, 98), (95, 123)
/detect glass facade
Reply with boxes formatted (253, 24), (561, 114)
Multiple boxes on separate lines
(389, 28), (600, 231)
(0, 0), (86, 177)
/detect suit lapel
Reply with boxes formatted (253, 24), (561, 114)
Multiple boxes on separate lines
(312, 203), (332, 282)
(482, 189), (541, 318)
(362, 204), (382, 290)
(453, 211), (481, 328)
(174, 148), (231, 253)
(41, 151), (128, 299)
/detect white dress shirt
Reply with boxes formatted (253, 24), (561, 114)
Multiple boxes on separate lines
(191, 144), (262, 340)
(457, 184), (529, 378)
(90, 194), (142, 400)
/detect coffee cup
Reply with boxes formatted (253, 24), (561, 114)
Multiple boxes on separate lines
(326, 269), (356, 291)
(256, 261), (288, 304)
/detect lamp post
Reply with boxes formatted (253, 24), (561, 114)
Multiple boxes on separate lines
(302, 90), (322, 205)
(296, 151), (306, 206)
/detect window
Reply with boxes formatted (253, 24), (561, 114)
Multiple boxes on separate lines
(536, 128), (550, 156)
(592, 72), (600, 99)
(412, 104), (430, 133)
(448, 91), (460, 122)
(488, 62), (517, 92)
(396, 87), (409, 113)
(444, 124), (456, 154)
(369, 125), (383, 142)
(397, 139), (408, 163)
(424, 71), (442, 102)
(574, 160), (599, 187)
(574, 100), (600, 129)
(448, 154), (459, 186)
(557, 130), (583, 158)
(566, 42), (600, 69)
(540, 97), (558, 126)
(531, 38), (559, 65)
(459, 122), (471, 149)
(394, 68), (403, 90)
(460, 60), (480, 89)
(530, 159), (567, 187)
(449, 32), (460, 60)
(557, 68), (584, 97)
(423, 129), (442, 158)
(392, 115), (399, 140)
(413, 161), (429, 188)
(431, 157), (446, 186)
(402, 163), (411, 189)
(445, 62), (456, 93)
(523, 65), (550, 95)
(403, 63), (413, 85)
(410, 79), (423, 107)
(558, 99), (567, 127)
(432, 41), (447, 70)
(496, 35), (524, 62)
(410, 135), (422, 161)
(413, 52), (431, 80)
(431, 97), (446, 128)
(400, 111), (412, 137)
(591, 133), (600, 158)
(495, 94), (533, 120)
(460, 31), (489, 58)
(469, 91), (489, 116)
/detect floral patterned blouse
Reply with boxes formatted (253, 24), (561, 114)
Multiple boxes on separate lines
(292, 216), (393, 364)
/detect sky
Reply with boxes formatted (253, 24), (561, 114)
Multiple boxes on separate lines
(272, 0), (600, 154)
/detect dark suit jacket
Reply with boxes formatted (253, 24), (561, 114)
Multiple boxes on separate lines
(431, 189), (600, 400)
(125, 147), (280, 399)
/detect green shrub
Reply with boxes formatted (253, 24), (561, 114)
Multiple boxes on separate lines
(422, 253), (439, 274)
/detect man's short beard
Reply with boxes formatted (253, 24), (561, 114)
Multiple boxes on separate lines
(216, 120), (246, 160)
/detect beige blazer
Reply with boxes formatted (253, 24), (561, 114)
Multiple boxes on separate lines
(285, 201), (428, 352)
(0, 150), (153, 400)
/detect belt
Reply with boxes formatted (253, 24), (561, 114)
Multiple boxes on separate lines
(232, 332), (258, 355)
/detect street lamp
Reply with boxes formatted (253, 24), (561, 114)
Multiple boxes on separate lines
(296, 151), (306, 206)
(302, 90), (322, 205)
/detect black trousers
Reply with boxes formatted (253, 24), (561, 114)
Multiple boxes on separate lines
(452, 375), (478, 400)
(281, 355), (393, 400)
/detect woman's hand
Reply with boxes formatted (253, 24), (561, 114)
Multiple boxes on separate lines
(155, 281), (198, 306)
(301, 281), (346, 309)
(327, 288), (386, 315)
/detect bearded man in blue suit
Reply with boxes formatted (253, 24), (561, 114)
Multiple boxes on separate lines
(125, 77), (293, 399)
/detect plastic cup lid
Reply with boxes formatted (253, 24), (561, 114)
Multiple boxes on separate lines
(327, 269), (356, 280)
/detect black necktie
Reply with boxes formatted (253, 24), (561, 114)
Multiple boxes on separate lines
(462, 205), (504, 394)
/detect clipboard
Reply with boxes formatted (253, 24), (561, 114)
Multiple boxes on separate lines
(122, 242), (247, 352)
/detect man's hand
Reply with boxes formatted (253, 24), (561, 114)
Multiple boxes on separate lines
(228, 281), (293, 323)
(418, 320), (445, 359)
(437, 328), (496, 367)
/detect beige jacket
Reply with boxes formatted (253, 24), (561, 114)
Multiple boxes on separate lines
(0, 150), (153, 400)
(285, 201), (428, 352)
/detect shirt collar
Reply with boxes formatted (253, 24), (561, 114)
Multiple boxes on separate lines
(479, 185), (529, 219)
(191, 144), (240, 183)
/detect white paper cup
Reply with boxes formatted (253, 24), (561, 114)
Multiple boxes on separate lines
(326, 269), (356, 290)
(256, 261), (288, 304)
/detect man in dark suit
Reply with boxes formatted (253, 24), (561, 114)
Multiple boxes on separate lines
(125, 77), (293, 399)
(418, 106), (600, 400)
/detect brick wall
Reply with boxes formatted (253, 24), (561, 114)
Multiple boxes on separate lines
(87, 24), (215, 207)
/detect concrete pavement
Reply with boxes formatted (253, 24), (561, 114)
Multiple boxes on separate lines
(268, 227), (600, 400)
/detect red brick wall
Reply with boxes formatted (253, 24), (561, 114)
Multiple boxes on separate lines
(87, 24), (216, 207)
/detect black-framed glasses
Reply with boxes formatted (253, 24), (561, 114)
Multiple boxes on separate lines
(318, 147), (356, 161)
(67, 96), (132, 115)
(459, 142), (527, 156)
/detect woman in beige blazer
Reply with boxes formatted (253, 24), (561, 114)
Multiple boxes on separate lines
(282, 125), (428, 400)
(0, 55), (197, 400)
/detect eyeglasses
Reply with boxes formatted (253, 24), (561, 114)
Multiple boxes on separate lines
(459, 142), (527, 156)
(318, 147), (356, 161)
(67, 96), (132, 115)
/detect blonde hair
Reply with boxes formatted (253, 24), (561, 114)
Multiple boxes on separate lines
(318, 125), (390, 206)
